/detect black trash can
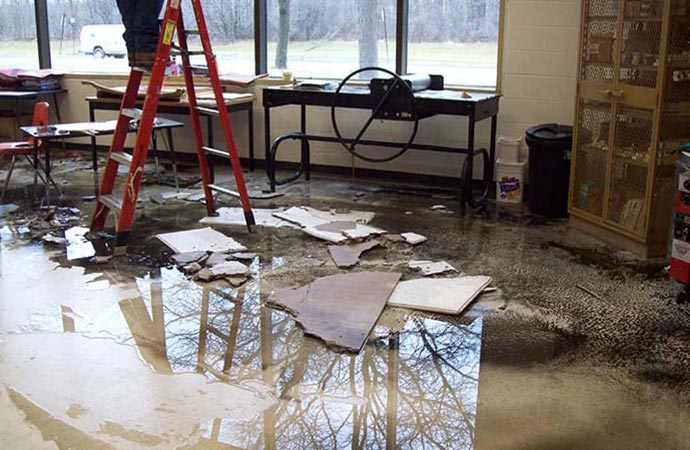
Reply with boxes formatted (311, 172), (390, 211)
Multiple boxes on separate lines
(525, 124), (573, 218)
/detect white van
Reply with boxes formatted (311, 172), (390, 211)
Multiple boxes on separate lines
(79, 25), (127, 59)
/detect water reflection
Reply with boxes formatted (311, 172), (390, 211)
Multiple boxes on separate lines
(120, 268), (482, 449)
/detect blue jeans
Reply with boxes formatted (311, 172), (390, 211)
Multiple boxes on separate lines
(116, 0), (165, 54)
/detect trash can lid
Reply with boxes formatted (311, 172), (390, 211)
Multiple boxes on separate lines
(526, 124), (573, 142)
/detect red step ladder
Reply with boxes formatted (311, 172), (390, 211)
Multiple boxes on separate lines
(91, 0), (255, 255)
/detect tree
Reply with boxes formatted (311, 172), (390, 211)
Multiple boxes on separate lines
(358, 0), (378, 68)
(275, 0), (290, 69)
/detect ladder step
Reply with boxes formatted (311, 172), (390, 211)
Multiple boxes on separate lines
(185, 29), (201, 35)
(196, 106), (219, 116)
(208, 184), (239, 198)
(203, 146), (229, 159)
(170, 45), (206, 56)
(99, 194), (123, 211)
(121, 108), (143, 120)
(109, 151), (133, 166)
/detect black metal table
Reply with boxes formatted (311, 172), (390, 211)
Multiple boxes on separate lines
(21, 117), (184, 204)
(0, 88), (67, 140)
(263, 85), (500, 207)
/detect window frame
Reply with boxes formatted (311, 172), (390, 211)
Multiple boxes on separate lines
(33, 0), (503, 90)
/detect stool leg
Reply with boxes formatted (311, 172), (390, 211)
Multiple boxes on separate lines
(2, 154), (17, 203)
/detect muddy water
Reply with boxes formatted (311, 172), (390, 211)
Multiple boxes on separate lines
(1, 166), (690, 449)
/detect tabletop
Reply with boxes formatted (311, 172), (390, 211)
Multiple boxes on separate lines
(21, 117), (184, 139)
(0, 88), (68, 99)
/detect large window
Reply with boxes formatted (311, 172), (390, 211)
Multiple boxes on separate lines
(28, 0), (502, 88)
(0, 0), (39, 70)
(408, 0), (500, 88)
(267, 0), (396, 78)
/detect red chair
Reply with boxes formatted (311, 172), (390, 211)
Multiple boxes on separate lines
(0, 101), (51, 202)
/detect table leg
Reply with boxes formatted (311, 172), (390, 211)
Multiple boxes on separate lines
(44, 141), (51, 205)
(14, 98), (21, 141)
(51, 93), (62, 122)
(152, 132), (161, 185)
(207, 115), (215, 183)
(89, 104), (99, 195)
(264, 104), (272, 182)
(489, 115), (497, 183)
(167, 127), (179, 191)
(464, 113), (476, 209)
(301, 103), (310, 181)
(248, 103), (255, 172)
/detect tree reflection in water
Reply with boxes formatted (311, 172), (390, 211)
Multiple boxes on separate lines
(121, 268), (482, 449)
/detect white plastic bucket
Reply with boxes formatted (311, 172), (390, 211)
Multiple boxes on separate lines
(498, 136), (522, 163)
(496, 159), (527, 205)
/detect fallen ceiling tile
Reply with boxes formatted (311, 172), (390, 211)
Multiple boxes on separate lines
(267, 271), (402, 353)
(341, 224), (385, 240)
(200, 207), (297, 228)
(307, 207), (375, 224)
(315, 221), (358, 233)
(65, 227), (96, 261)
(302, 226), (349, 244)
(204, 252), (231, 267)
(209, 261), (249, 277)
(273, 206), (375, 229)
(231, 252), (258, 261)
(328, 240), (381, 268)
(156, 227), (246, 254)
(387, 276), (492, 315)
(408, 260), (458, 276)
(172, 251), (208, 266)
(401, 232), (427, 245)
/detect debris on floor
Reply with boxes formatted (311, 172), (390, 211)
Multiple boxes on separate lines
(267, 271), (402, 352)
(232, 252), (257, 261)
(42, 234), (67, 245)
(430, 204), (447, 211)
(387, 276), (493, 315)
(65, 226), (96, 261)
(171, 251), (208, 266)
(0, 203), (19, 218)
(274, 206), (383, 243)
(200, 207), (297, 228)
(408, 260), (458, 276)
(400, 232), (427, 245)
(156, 227), (246, 253)
(195, 260), (250, 285)
(328, 240), (380, 268)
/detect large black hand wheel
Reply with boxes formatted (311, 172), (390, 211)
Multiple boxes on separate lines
(330, 67), (419, 163)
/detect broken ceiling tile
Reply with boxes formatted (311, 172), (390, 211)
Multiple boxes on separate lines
(65, 227), (96, 261)
(267, 271), (402, 353)
(149, 192), (166, 205)
(430, 204), (447, 210)
(273, 206), (330, 229)
(302, 226), (349, 244)
(156, 227), (246, 254)
(341, 224), (386, 241)
(307, 207), (375, 224)
(387, 276), (493, 315)
(314, 221), (358, 233)
(42, 234), (66, 245)
(408, 260), (459, 276)
(200, 207), (296, 228)
(209, 260), (249, 277)
(172, 251), (208, 266)
(204, 252), (231, 267)
(231, 252), (258, 260)
(401, 232), (427, 245)
(328, 240), (380, 268)
(183, 262), (203, 274)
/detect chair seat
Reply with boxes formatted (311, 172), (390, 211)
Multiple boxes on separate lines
(0, 141), (34, 154)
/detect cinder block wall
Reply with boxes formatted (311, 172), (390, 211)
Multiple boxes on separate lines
(56, 0), (581, 180)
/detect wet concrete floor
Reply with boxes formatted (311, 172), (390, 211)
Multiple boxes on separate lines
(1, 156), (690, 449)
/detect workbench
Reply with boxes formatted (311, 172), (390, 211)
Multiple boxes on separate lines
(86, 92), (256, 176)
(263, 84), (500, 207)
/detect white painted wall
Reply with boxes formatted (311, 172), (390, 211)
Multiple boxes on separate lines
(54, 0), (581, 180)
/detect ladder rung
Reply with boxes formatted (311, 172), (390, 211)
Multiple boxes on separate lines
(185, 29), (201, 35)
(170, 45), (206, 56)
(208, 184), (239, 198)
(121, 108), (142, 120)
(203, 146), (229, 159)
(99, 194), (123, 211)
(196, 106), (219, 116)
(109, 151), (133, 166)
(189, 65), (209, 72)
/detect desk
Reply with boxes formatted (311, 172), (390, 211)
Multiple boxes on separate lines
(0, 88), (67, 140)
(263, 85), (500, 208)
(21, 117), (184, 203)
(86, 92), (256, 174)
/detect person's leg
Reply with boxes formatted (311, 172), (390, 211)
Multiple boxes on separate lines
(132, 0), (165, 68)
(116, 0), (137, 66)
